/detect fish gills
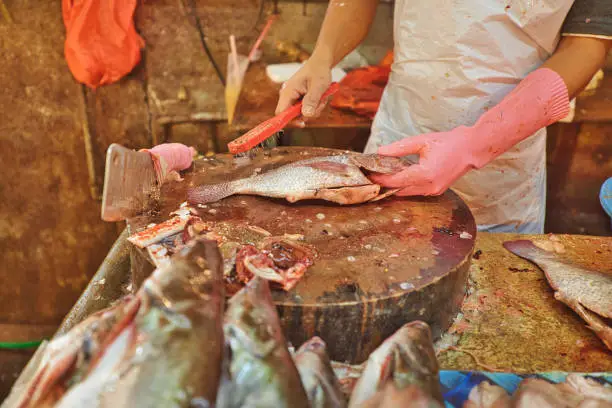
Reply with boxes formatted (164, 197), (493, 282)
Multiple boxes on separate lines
(348, 321), (442, 408)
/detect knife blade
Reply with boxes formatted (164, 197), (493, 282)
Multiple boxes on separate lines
(101, 143), (159, 222)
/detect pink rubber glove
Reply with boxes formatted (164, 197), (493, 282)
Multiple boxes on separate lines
(140, 143), (197, 183)
(370, 68), (570, 196)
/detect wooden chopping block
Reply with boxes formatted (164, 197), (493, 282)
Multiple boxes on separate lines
(128, 147), (476, 364)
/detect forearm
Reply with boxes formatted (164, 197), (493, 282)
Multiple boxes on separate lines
(468, 36), (610, 168)
(311, 0), (379, 68)
(542, 36), (612, 99)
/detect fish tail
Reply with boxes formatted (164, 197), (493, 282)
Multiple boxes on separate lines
(187, 182), (236, 204)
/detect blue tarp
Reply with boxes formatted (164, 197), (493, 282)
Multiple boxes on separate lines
(439, 371), (612, 407)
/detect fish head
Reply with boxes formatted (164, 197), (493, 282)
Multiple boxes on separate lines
(394, 321), (439, 379)
(225, 278), (279, 358)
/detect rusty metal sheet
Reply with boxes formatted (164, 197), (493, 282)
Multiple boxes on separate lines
(437, 233), (612, 373)
(128, 146), (476, 362)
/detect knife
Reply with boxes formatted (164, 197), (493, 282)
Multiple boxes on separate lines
(101, 143), (159, 222)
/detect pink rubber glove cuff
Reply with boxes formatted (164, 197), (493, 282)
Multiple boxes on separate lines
(140, 143), (196, 183)
(372, 68), (569, 197)
(467, 68), (569, 169)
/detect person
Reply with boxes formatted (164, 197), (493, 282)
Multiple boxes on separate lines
(275, 0), (612, 233)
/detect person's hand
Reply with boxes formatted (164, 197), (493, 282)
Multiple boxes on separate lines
(275, 57), (332, 119)
(369, 127), (477, 196)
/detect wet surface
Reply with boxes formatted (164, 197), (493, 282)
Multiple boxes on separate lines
(128, 147), (476, 362)
(129, 147), (476, 306)
(438, 233), (612, 373)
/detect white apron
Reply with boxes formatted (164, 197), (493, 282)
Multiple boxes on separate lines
(365, 0), (574, 233)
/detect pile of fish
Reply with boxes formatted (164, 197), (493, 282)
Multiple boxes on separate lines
(4, 239), (612, 407)
(2, 238), (442, 408)
(504, 239), (612, 351)
(187, 153), (409, 206)
(127, 206), (317, 293)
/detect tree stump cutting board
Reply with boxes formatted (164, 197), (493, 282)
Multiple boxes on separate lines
(128, 147), (476, 363)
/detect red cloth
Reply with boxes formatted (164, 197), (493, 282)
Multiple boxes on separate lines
(330, 65), (391, 119)
(62, 0), (144, 88)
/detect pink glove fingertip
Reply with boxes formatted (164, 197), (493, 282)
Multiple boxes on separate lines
(147, 143), (195, 171)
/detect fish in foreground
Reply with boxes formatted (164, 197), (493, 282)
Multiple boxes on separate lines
(188, 153), (407, 205)
(512, 374), (612, 407)
(6, 296), (140, 408)
(293, 337), (347, 408)
(217, 277), (309, 408)
(8, 239), (225, 408)
(503, 239), (612, 351)
(360, 383), (444, 408)
(348, 321), (443, 408)
(464, 381), (511, 408)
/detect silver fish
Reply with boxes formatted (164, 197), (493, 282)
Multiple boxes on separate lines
(53, 238), (225, 408)
(512, 376), (612, 408)
(5, 296), (140, 408)
(503, 240), (612, 350)
(348, 321), (443, 408)
(360, 383), (444, 408)
(188, 154), (406, 205)
(464, 381), (511, 408)
(293, 337), (347, 408)
(217, 277), (309, 408)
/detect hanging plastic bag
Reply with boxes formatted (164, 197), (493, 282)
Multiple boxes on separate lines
(62, 0), (144, 89)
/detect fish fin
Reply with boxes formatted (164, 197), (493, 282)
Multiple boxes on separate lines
(311, 185), (380, 205)
(27, 349), (79, 406)
(554, 292), (612, 351)
(369, 188), (400, 202)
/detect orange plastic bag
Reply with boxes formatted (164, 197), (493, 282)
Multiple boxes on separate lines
(62, 0), (144, 88)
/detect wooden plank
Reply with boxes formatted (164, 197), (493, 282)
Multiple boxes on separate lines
(82, 69), (151, 199)
(0, 1), (119, 325)
(546, 123), (612, 236)
(574, 71), (612, 122)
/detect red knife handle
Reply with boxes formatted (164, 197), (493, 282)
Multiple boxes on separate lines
(228, 82), (340, 154)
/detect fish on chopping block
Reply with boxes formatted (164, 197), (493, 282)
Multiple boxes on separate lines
(293, 337), (347, 408)
(5, 296), (141, 408)
(32, 239), (225, 408)
(511, 375), (612, 408)
(187, 153), (408, 205)
(503, 240), (612, 351)
(463, 381), (511, 408)
(217, 277), (309, 408)
(348, 321), (443, 408)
